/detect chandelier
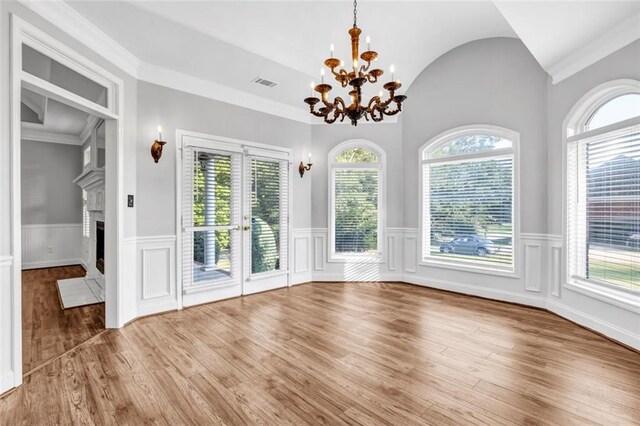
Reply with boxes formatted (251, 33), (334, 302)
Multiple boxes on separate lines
(304, 0), (407, 126)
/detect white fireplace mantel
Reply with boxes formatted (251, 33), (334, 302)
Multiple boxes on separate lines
(74, 167), (105, 212)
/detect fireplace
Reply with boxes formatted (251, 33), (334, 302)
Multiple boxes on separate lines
(96, 221), (105, 274)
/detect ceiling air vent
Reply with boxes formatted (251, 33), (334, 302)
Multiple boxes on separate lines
(252, 77), (278, 88)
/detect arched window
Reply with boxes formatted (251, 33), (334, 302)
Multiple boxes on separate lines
(566, 80), (640, 293)
(328, 140), (385, 261)
(420, 126), (519, 273)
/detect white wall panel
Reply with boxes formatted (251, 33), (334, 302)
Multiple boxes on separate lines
(291, 229), (312, 285)
(524, 243), (543, 292)
(136, 236), (177, 316)
(21, 224), (82, 269)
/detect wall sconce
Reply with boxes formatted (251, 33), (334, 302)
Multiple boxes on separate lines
(299, 152), (313, 177)
(151, 126), (166, 163)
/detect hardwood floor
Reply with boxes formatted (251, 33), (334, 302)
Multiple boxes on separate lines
(3, 282), (639, 425)
(22, 265), (105, 374)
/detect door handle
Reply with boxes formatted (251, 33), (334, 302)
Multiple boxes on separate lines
(232, 226), (240, 231)
(243, 225), (251, 231)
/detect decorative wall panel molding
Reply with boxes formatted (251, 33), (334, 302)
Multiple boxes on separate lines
(291, 229), (312, 284)
(403, 232), (418, 273)
(387, 235), (396, 271)
(313, 235), (325, 272)
(524, 243), (542, 292)
(136, 235), (177, 316)
(21, 224), (83, 269)
(549, 244), (562, 297)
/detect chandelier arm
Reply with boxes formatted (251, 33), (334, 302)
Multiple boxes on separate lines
(382, 106), (401, 116)
(370, 106), (384, 122)
(367, 96), (381, 111)
(324, 107), (342, 124)
(334, 96), (347, 112)
(378, 91), (396, 108)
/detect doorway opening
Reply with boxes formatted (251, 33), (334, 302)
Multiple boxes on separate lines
(10, 15), (125, 389)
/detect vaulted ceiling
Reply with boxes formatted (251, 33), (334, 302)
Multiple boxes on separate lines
(35, 1), (640, 120)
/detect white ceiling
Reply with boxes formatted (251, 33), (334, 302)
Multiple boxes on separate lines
(60, 1), (640, 114)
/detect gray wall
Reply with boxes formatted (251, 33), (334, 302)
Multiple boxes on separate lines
(402, 37), (549, 233)
(310, 122), (403, 228)
(21, 140), (82, 224)
(546, 39), (640, 235)
(136, 81), (312, 236)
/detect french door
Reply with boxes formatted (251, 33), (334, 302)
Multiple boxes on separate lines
(180, 135), (290, 306)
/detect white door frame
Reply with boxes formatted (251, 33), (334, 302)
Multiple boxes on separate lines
(175, 130), (292, 308)
(9, 15), (126, 388)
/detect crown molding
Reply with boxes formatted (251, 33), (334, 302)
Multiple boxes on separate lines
(21, 127), (83, 145)
(548, 13), (640, 84)
(18, 0), (398, 126)
(18, 0), (140, 78)
(138, 62), (312, 125)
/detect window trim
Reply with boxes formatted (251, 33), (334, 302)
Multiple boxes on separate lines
(563, 79), (640, 303)
(328, 139), (386, 263)
(418, 125), (521, 277)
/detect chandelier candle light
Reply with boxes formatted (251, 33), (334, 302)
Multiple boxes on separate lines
(304, 0), (407, 126)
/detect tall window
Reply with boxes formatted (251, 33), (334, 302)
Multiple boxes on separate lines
(421, 126), (517, 272)
(329, 141), (385, 260)
(567, 85), (640, 293)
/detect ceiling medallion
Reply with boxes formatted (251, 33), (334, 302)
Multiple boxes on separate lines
(304, 0), (407, 126)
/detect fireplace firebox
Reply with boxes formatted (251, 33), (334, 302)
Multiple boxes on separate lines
(96, 221), (104, 274)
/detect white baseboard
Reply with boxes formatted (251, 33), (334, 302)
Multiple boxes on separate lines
(402, 274), (547, 309)
(546, 299), (640, 350)
(21, 258), (84, 270)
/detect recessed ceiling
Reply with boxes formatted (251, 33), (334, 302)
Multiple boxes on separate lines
(67, 1), (516, 107)
(60, 1), (640, 114)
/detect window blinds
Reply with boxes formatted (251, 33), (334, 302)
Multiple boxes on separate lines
(568, 127), (640, 291)
(182, 147), (241, 289)
(248, 158), (289, 274)
(333, 168), (379, 254)
(425, 156), (514, 267)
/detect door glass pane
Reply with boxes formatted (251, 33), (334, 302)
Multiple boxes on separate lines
(192, 151), (235, 284)
(22, 44), (108, 108)
(250, 159), (281, 274)
(193, 230), (232, 283)
(194, 152), (232, 226)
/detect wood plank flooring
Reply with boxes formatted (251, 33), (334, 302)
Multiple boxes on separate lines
(3, 281), (639, 425)
(22, 265), (105, 374)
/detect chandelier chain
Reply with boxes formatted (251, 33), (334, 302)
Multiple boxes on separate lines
(353, 0), (357, 28)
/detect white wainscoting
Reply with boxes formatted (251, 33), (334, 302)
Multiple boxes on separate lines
(134, 228), (638, 350)
(21, 224), (83, 270)
(136, 235), (178, 317)
(295, 228), (406, 282)
(291, 229), (312, 285)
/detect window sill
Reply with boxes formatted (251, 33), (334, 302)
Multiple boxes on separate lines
(419, 258), (518, 278)
(564, 278), (640, 312)
(328, 254), (383, 264)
